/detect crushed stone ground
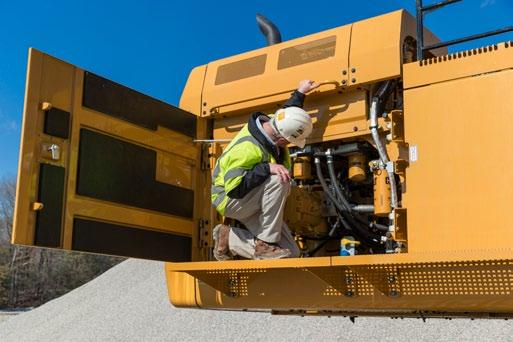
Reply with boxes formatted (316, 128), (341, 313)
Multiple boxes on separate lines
(0, 259), (511, 342)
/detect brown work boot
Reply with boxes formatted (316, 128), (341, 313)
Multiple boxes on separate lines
(254, 239), (291, 260)
(213, 224), (232, 261)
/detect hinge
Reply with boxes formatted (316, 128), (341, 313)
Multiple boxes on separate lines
(198, 218), (210, 249)
(200, 144), (210, 171)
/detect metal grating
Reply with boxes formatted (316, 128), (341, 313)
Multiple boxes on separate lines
(188, 268), (267, 297)
(313, 260), (513, 298)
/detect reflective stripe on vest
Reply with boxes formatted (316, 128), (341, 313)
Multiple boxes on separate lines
(211, 131), (270, 214)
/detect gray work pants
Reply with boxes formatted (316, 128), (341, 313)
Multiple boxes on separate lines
(224, 175), (300, 259)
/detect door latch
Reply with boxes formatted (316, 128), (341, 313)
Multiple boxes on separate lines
(41, 143), (61, 161)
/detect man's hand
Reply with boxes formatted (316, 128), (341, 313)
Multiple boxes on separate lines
(269, 164), (291, 183)
(297, 80), (319, 94)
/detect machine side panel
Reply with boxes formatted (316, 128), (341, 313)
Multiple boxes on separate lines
(403, 54), (513, 253)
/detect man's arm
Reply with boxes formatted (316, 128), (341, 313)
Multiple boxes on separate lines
(228, 80), (319, 198)
(283, 80), (319, 108)
(227, 162), (270, 199)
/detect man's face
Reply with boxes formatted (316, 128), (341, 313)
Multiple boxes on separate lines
(275, 136), (290, 148)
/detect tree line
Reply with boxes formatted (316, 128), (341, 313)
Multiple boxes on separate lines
(0, 176), (123, 308)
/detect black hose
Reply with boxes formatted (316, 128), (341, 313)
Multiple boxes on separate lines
(315, 158), (381, 246)
(315, 157), (345, 213)
(326, 153), (352, 211)
(371, 223), (389, 232)
(326, 154), (387, 237)
(314, 158), (353, 231)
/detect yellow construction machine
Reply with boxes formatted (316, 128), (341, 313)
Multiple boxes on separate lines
(12, 3), (513, 319)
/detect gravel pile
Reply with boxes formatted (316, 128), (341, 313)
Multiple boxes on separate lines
(0, 258), (511, 341)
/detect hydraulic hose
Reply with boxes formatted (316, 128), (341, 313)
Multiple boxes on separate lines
(326, 151), (352, 211)
(315, 157), (381, 245)
(324, 150), (376, 215)
(369, 81), (399, 209)
(314, 157), (352, 231)
(314, 157), (348, 214)
(369, 222), (389, 232)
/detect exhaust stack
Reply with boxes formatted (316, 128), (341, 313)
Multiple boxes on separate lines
(256, 14), (282, 45)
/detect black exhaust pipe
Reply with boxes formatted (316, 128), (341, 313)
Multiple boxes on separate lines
(256, 14), (282, 45)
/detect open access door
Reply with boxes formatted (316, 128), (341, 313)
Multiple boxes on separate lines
(13, 49), (208, 262)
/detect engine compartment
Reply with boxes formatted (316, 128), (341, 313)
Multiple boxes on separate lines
(212, 80), (409, 259)
(282, 81), (408, 258)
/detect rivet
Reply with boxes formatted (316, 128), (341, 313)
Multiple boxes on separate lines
(345, 290), (354, 297)
(353, 126), (358, 132)
(202, 111), (206, 115)
(342, 80), (347, 85)
(345, 276), (353, 285)
(351, 78), (356, 83)
(203, 102), (207, 106)
(342, 70), (347, 75)
(389, 289), (399, 297)
(351, 68), (356, 73)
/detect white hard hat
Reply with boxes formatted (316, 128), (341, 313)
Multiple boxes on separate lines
(272, 107), (313, 148)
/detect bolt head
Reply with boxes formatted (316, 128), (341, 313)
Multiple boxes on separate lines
(389, 290), (399, 297)
(351, 78), (356, 83)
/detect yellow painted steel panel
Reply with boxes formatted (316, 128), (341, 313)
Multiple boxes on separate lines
(179, 65), (207, 116)
(349, 10), (404, 85)
(166, 251), (513, 314)
(14, 49), (203, 261)
(212, 90), (369, 145)
(201, 24), (351, 117)
(348, 10), (444, 86)
(404, 41), (513, 89)
(13, 49), (74, 246)
(403, 67), (513, 253)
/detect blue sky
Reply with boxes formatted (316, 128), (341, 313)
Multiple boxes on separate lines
(1, 0), (512, 177)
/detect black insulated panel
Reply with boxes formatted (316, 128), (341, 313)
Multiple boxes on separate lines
(72, 218), (191, 262)
(44, 107), (70, 139)
(82, 72), (196, 138)
(76, 128), (194, 218)
(35, 163), (65, 247)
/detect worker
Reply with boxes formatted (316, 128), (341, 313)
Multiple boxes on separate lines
(211, 80), (319, 260)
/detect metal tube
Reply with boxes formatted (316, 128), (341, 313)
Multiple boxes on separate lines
(416, 0), (424, 61)
(193, 139), (231, 143)
(424, 26), (513, 51)
(256, 14), (282, 46)
(351, 205), (375, 213)
(369, 82), (398, 209)
(421, 0), (462, 13)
